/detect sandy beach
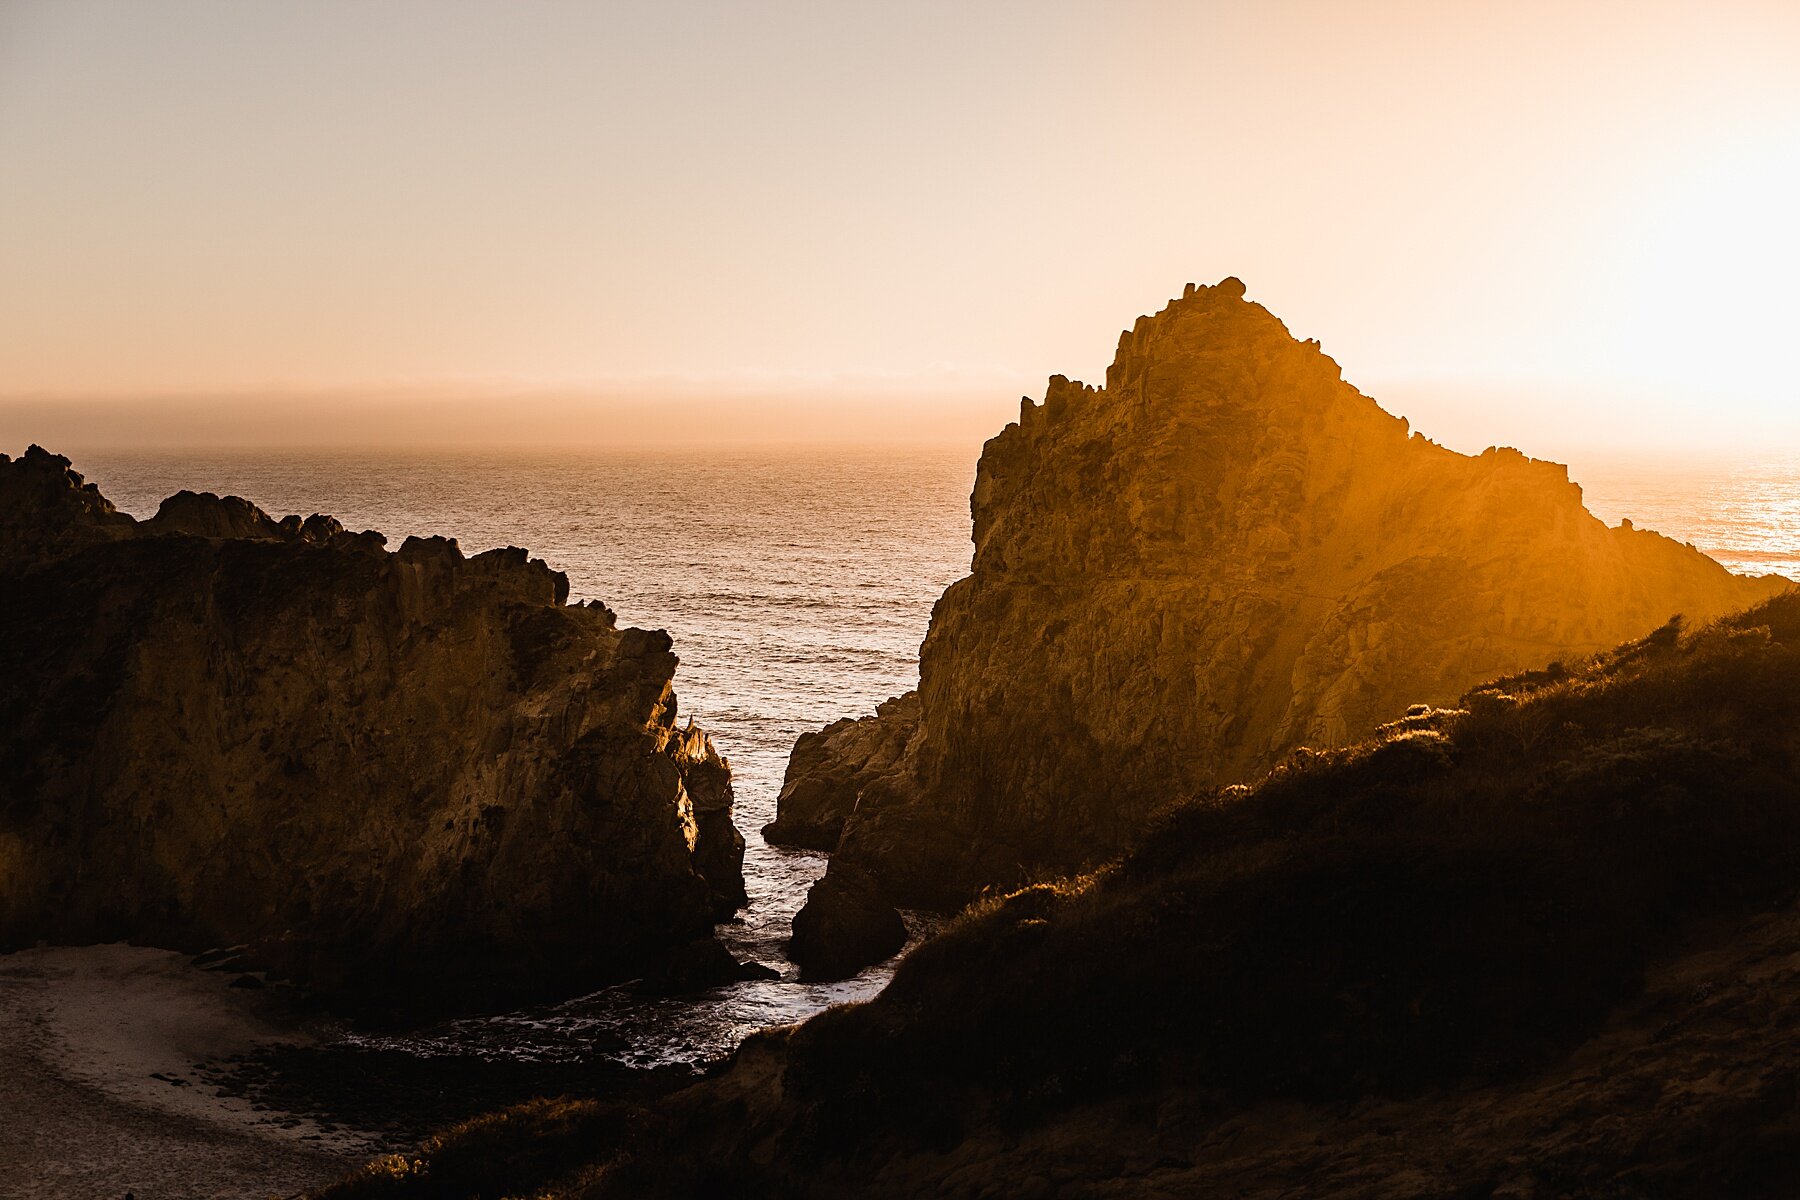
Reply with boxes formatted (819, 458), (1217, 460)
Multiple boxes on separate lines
(0, 945), (375, 1200)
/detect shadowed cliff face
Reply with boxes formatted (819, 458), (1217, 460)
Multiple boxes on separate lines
(310, 596), (1800, 1200)
(776, 279), (1790, 936)
(0, 446), (745, 1011)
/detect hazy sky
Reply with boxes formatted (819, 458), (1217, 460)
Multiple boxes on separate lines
(2, 0), (1797, 453)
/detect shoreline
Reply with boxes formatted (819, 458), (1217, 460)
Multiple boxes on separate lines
(0, 943), (731, 1200)
(0, 944), (380, 1200)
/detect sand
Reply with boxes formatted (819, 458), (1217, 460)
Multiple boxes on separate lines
(0, 945), (379, 1200)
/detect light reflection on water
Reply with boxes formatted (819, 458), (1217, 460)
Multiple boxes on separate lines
(1577, 454), (1800, 580)
(332, 907), (943, 1070)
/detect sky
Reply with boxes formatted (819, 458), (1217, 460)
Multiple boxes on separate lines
(1, 0), (1797, 455)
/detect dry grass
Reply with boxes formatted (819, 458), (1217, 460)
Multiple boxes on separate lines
(312, 1097), (629, 1200)
(777, 594), (1800, 1140)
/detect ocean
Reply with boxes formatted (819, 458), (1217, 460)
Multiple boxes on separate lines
(1577, 456), (1800, 579)
(74, 445), (1799, 1068)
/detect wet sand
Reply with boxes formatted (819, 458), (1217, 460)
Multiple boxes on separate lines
(0, 945), (377, 1200)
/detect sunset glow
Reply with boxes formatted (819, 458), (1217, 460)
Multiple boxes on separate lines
(8, 7), (1800, 1196)
(1, 1), (1796, 453)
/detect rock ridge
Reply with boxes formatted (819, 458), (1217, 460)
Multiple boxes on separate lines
(774, 278), (1791, 971)
(0, 447), (746, 1011)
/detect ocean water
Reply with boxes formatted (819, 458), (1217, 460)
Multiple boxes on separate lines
(1577, 456), (1800, 580)
(74, 445), (1797, 1067)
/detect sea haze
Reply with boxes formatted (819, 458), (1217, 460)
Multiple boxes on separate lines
(76, 443), (1797, 1063)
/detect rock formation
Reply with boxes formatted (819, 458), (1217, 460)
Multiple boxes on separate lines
(762, 692), (919, 851)
(786, 865), (907, 982)
(308, 593), (1800, 1199)
(776, 279), (1789, 972)
(0, 445), (746, 1011)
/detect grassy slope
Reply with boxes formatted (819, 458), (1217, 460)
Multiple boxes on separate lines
(314, 593), (1800, 1199)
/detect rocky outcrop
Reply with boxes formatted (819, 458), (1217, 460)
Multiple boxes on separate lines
(678, 727), (748, 917)
(772, 279), (1790, 965)
(310, 594), (1800, 1199)
(0, 443), (138, 562)
(0, 447), (746, 1011)
(787, 865), (906, 982)
(762, 692), (920, 851)
(148, 489), (288, 539)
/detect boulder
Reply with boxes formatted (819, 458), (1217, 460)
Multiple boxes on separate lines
(636, 938), (745, 995)
(145, 490), (285, 539)
(788, 866), (907, 982)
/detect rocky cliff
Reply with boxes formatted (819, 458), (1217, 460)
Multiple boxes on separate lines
(762, 692), (919, 852)
(775, 279), (1789, 958)
(0, 446), (746, 1010)
(311, 593), (1800, 1199)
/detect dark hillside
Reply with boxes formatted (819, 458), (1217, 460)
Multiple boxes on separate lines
(315, 592), (1800, 1198)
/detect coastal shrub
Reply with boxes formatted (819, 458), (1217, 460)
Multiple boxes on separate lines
(773, 593), (1800, 1146)
(313, 1097), (628, 1199)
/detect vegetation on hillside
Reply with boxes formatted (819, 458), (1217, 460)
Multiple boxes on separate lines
(315, 593), (1800, 1198)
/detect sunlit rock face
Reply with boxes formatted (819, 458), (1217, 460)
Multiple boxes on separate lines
(762, 691), (920, 852)
(777, 279), (1790, 919)
(0, 446), (744, 1011)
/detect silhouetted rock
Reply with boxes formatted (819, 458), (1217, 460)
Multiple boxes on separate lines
(0, 447), (745, 1013)
(145, 489), (285, 539)
(299, 513), (345, 543)
(312, 595), (1800, 1199)
(635, 938), (744, 995)
(0, 445), (136, 563)
(788, 866), (906, 982)
(776, 279), (1789, 972)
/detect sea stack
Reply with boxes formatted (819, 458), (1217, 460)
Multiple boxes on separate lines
(775, 278), (1789, 972)
(0, 446), (747, 1010)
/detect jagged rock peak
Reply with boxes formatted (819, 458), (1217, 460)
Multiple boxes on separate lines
(1017, 277), (1360, 450)
(0, 444), (138, 562)
(771, 280), (1790, 975)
